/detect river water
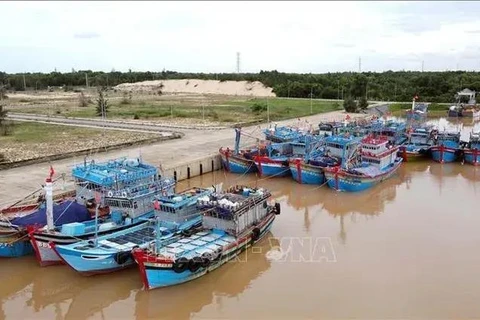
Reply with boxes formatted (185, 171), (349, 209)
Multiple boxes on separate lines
(1, 118), (480, 319)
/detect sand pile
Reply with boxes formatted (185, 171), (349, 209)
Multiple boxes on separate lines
(114, 79), (276, 97)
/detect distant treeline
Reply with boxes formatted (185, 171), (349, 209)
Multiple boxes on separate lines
(1, 70), (478, 102)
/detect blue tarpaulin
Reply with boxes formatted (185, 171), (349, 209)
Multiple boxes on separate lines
(10, 201), (91, 227)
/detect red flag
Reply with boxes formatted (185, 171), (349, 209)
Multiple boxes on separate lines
(49, 165), (55, 179)
(153, 199), (160, 210)
(345, 114), (351, 120)
(414, 95), (419, 100)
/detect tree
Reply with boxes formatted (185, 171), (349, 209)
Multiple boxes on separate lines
(78, 91), (90, 108)
(95, 86), (109, 117)
(343, 97), (357, 113)
(358, 96), (369, 110)
(0, 105), (13, 136)
(0, 85), (7, 100)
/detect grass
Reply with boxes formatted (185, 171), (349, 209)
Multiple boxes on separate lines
(0, 122), (110, 143)
(388, 102), (451, 117)
(6, 96), (341, 124)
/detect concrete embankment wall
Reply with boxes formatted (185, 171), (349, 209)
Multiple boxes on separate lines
(163, 154), (222, 182)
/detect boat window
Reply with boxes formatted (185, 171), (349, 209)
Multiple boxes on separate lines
(133, 201), (138, 209)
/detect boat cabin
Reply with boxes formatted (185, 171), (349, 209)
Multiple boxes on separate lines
(72, 157), (159, 206)
(324, 135), (361, 160)
(361, 136), (398, 171)
(198, 187), (271, 236)
(154, 187), (213, 224)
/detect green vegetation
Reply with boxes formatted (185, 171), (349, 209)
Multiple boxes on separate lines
(7, 97), (340, 123)
(95, 86), (109, 117)
(0, 122), (96, 143)
(2, 69), (478, 103)
(0, 105), (13, 136)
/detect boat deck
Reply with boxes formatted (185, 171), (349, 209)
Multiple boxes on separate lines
(98, 226), (162, 250)
(158, 231), (236, 259)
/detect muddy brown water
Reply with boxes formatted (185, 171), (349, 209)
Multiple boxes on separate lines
(1, 119), (480, 320)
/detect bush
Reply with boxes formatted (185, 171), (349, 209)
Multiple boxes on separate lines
(343, 97), (357, 112)
(78, 92), (90, 108)
(133, 113), (140, 119)
(358, 96), (369, 110)
(120, 91), (132, 105)
(251, 102), (267, 113)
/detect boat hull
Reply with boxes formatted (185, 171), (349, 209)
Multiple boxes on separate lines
(431, 146), (459, 163)
(289, 161), (325, 184)
(0, 234), (34, 258)
(398, 147), (429, 162)
(254, 157), (290, 177)
(324, 159), (403, 192)
(463, 149), (480, 166)
(219, 153), (257, 174)
(134, 213), (276, 290)
(28, 218), (148, 267)
(53, 217), (202, 275)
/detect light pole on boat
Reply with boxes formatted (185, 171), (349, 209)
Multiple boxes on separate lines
(94, 204), (100, 247)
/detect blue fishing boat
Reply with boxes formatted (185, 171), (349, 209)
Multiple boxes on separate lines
(219, 128), (263, 174)
(430, 130), (461, 163)
(132, 185), (280, 290)
(398, 126), (434, 162)
(289, 135), (354, 185)
(253, 142), (302, 177)
(368, 119), (408, 146)
(52, 187), (213, 275)
(406, 98), (428, 121)
(263, 124), (306, 143)
(463, 129), (480, 165)
(29, 157), (175, 266)
(324, 135), (403, 192)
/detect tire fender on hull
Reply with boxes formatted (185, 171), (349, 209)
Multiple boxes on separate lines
(114, 251), (132, 265)
(172, 257), (189, 273)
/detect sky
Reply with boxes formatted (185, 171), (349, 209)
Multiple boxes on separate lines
(1, 1), (480, 74)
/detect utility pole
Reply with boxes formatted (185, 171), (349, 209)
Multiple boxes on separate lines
(85, 73), (89, 88)
(421, 60), (424, 72)
(337, 80), (340, 100)
(23, 74), (26, 91)
(310, 87), (313, 114)
(358, 57), (361, 73)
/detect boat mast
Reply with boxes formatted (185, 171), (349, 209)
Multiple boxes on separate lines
(234, 128), (241, 155)
(45, 166), (55, 231)
(94, 204), (99, 247)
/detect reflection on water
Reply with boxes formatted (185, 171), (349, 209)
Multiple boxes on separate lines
(1, 150), (480, 319)
(134, 234), (279, 320)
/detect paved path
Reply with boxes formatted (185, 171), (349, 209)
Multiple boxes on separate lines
(0, 110), (369, 206)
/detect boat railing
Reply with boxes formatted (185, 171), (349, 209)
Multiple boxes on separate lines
(104, 178), (175, 199)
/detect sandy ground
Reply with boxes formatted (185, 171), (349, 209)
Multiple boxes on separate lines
(114, 79), (276, 97)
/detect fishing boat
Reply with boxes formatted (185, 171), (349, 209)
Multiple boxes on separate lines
(52, 187), (213, 275)
(463, 129), (480, 165)
(430, 130), (461, 163)
(263, 124), (306, 143)
(28, 158), (175, 267)
(406, 98), (428, 121)
(368, 119), (408, 146)
(219, 128), (263, 175)
(398, 126), (434, 162)
(0, 166), (89, 258)
(289, 135), (353, 184)
(132, 185), (280, 290)
(253, 142), (302, 177)
(324, 135), (403, 192)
